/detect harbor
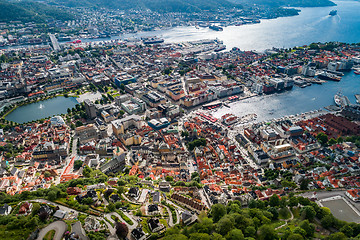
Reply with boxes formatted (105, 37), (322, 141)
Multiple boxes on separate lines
(212, 69), (360, 123)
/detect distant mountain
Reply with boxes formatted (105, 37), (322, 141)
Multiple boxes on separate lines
(232, 0), (336, 7)
(0, 0), (74, 22)
(45, 0), (242, 12)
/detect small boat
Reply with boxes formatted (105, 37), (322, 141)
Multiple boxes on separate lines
(329, 10), (337, 16)
(354, 70), (360, 75)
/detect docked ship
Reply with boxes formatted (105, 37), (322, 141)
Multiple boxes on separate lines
(317, 71), (342, 81)
(214, 44), (226, 52)
(329, 10), (337, 16)
(142, 37), (164, 44)
(334, 92), (351, 108)
(221, 114), (238, 125)
(209, 25), (223, 31)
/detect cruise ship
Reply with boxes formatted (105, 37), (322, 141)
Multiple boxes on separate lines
(317, 71), (342, 81)
(214, 44), (226, 52)
(209, 25), (223, 31)
(142, 37), (164, 44)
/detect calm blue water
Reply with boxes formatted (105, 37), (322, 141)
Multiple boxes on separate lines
(5, 97), (78, 123)
(118, 0), (360, 51)
(213, 71), (360, 121)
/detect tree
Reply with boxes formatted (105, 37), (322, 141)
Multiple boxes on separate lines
(39, 211), (49, 222)
(74, 160), (83, 170)
(166, 176), (174, 182)
(258, 225), (277, 240)
(299, 220), (315, 237)
(189, 233), (210, 240)
(75, 120), (83, 127)
(226, 229), (244, 240)
(211, 204), (226, 222)
(321, 214), (336, 229)
(288, 196), (299, 207)
(269, 194), (280, 207)
(211, 233), (225, 240)
(44, 171), (51, 178)
(287, 234), (304, 240)
(328, 138), (337, 145)
(300, 206), (316, 220)
(82, 197), (93, 205)
(267, 207), (279, 220)
(316, 132), (328, 145)
(300, 179), (310, 190)
(116, 222), (129, 239)
(193, 217), (213, 234)
(297, 196), (311, 206)
(244, 226), (256, 238)
(326, 232), (347, 240)
(83, 166), (92, 178)
(248, 200), (257, 209)
(340, 224), (354, 237)
(216, 216), (234, 236)
(182, 131), (189, 138)
(293, 227), (306, 238)
(48, 190), (57, 201)
(163, 234), (188, 240)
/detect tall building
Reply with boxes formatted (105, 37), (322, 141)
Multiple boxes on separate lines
(84, 99), (97, 119)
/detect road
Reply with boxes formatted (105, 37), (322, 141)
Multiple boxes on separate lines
(105, 211), (137, 239)
(72, 221), (89, 240)
(36, 221), (67, 240)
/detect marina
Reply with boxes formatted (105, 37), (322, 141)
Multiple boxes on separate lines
(212, 70), (360, 122)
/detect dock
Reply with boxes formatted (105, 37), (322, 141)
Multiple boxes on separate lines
(355, 94), (360, 104)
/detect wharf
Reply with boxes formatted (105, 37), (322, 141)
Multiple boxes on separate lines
(324, 105), (341, 111)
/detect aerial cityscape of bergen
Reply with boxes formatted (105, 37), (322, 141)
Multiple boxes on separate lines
(0, 0), (360, 240)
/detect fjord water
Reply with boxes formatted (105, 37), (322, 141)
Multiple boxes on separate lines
(137, 0), (360, 51)
(212, 71), (360, 121)
(141, 0), (360, 120)
(5, 97), (78, 123)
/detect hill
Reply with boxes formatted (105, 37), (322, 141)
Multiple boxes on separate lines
(0, 0), (75, 22)
(44, 0), (242, 12)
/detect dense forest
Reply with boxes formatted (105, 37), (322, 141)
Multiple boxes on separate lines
(0, 0), (74, 22)
(44, 0), (242, 12)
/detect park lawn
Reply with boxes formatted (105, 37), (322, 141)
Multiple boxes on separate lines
(159, 218), (168, 228)
(43, 229), (55, 240)
(140, 218), (151, 234)
(0, 226), (33, 240)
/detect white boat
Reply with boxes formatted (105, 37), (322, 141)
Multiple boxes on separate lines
(334, 92), (351, 107)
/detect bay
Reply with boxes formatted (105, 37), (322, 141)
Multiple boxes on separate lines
(212, 72), (360, 122)
(121, 0), (360, 51)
